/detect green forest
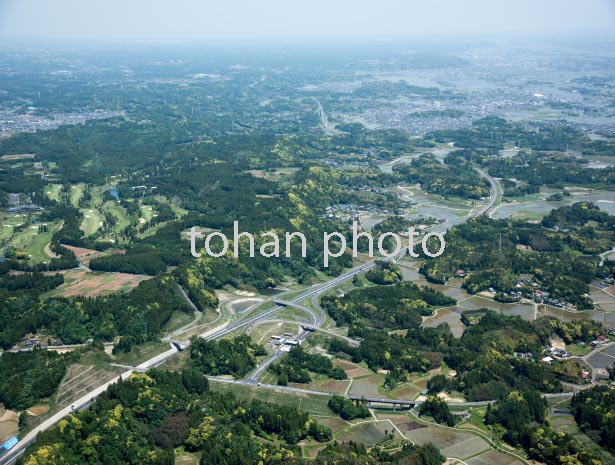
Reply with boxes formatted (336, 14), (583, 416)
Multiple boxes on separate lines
(420, 203), (615, 309)
(571, 386), (615, 454)
(18, 369), (448, 465)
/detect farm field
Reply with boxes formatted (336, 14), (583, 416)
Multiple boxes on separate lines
(288, 377), (351, 394)
(551, 414), (615, 465)
(422, 307), (465, 337)
(348, 373), (385, 398)
(335, 421), (403, 446)
(0, 153), (36, 161)
(50, 269), (151, 298)
(374, 411), (522, 463)
(0, 406), (18, 444)
(465, 449), (525, 465)
(402, 423), (491, 460)
(209, 382), (333, 418)
(60, 244), (111, 265)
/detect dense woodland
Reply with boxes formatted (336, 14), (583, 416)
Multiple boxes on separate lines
(429, 116), (615, 155)
(393, 153), (490, 200)
(327, 396), (371, 421)
(0, 350), (77, 410)
(365, 260), (404, 285)
(484, 390), (602, 465)
(330, 311), (593, 397)
(16, 367), (444, 465)
(571, 386), (615, 454)
(269, 345), (347, 385)
(322, 281), (455, 330)
(19, 370), (333, 465)
(0, 50), (614, 465)
(0, 273), (192, 349)
(189, 335), (267, 378)
(418, 396), (457, 427)
(420, 203), (615, 309)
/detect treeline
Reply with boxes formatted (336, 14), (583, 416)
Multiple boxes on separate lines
(485, 390), (602, 465)
(190, 335), (266, 378)
(322, 281), (455, 330)
(327, 396), (370, 420)
(420, 203), (615, 309)
(331, 311), (588, 398)
(89, 245), (180, 275)
(20, 369), (335, 465)
(0, 271), (63, 293)
(571, 386), (615, 453)
(393, 153), (489, 200)
(269, 346), (347, 385)
(0, 349), (77, 410)
(418, 396), (457, 427)
(0, 274), (191, 349)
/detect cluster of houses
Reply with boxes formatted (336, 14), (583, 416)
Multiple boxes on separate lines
(503, 290), (524, 301)
(449, 275), (582, 310)
(540, 334), (612, 365)
(544, 297), (574, 309)
(20, 337), (64, 349)
(590, 335), (609, 348)
(532, 290), (575, 309)
(324, 160), (369, 169)
(321, 203), (396, 220)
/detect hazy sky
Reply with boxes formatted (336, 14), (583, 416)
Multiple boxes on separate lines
(1, 0), (614, 43)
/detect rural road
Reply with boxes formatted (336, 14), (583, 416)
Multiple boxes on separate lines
(0, 168), (502, 464)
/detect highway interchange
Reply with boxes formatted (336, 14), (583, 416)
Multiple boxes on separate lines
(1, 168), (501, 464)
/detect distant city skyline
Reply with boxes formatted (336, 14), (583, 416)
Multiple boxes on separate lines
(0, 0), (614, 43)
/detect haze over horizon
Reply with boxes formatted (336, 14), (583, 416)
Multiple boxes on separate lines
(0, 0), (614, 44)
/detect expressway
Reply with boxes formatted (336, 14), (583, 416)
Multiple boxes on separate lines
(0, 167), (502, 465)
(314, 98), (342, 136)
(475, 167), (502, 217)
(204, 376), (576, 407)
(0, 346), (178, 465)
(237, 168), (500, 383)
(475, 167), (500, 216)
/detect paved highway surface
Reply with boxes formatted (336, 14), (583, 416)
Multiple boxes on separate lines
(0, 168), (501, 464)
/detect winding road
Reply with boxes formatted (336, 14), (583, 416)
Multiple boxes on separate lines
(0, 166), (502, 465)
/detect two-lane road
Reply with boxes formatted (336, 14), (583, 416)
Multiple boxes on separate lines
(0, 167), (502, 465)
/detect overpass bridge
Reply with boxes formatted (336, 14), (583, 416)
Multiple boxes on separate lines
(273, 300), (361, 346)
(347, 396), (416, 410)
(162, 338), (190, 351)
